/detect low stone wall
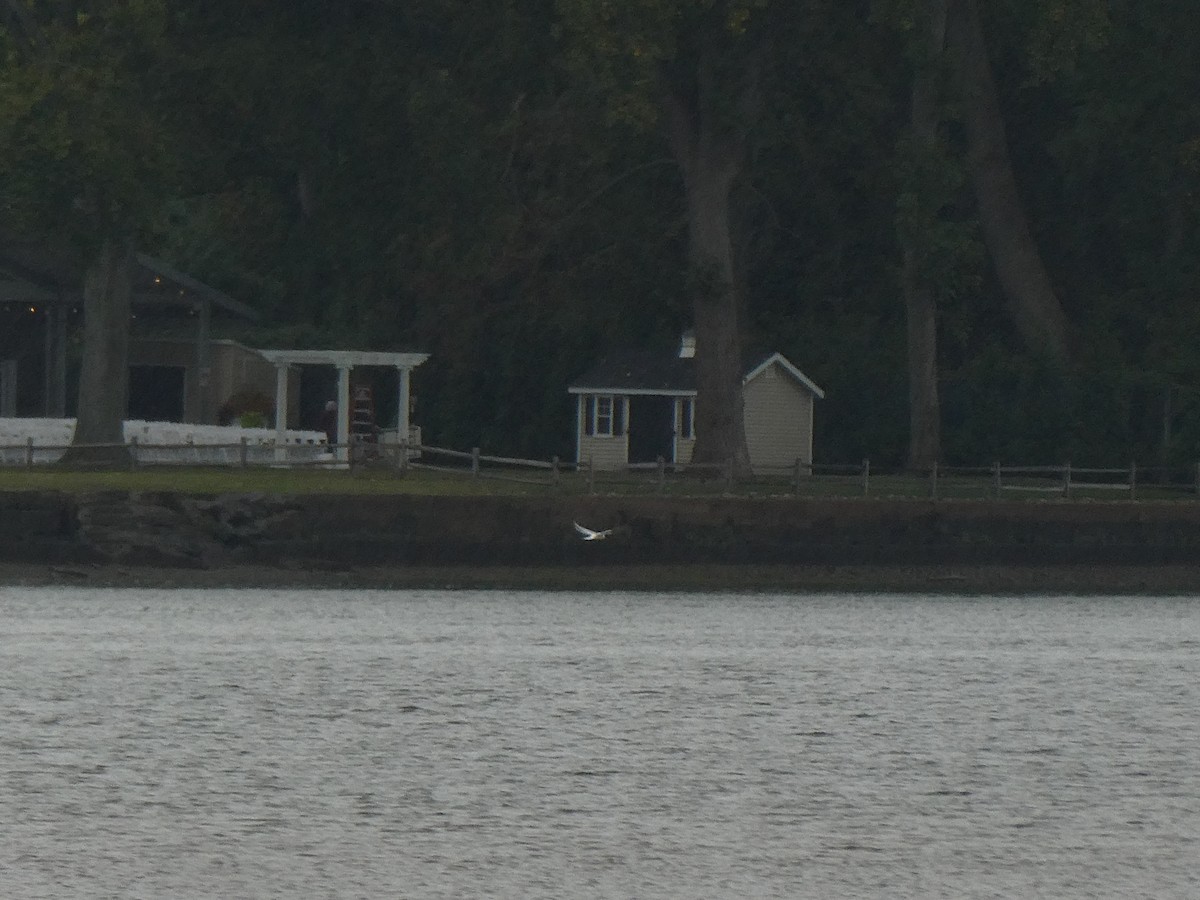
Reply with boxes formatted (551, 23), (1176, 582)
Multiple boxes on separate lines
(5, 490), (1200, 572)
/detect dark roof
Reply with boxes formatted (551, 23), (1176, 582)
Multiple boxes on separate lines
(133, 254), (258, 320)
(570, 346), (825, 399)
(570, 349), (697, 393)
(0, 233), (257, 320)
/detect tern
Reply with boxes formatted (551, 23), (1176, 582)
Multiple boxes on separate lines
(574, 521), (614, 541)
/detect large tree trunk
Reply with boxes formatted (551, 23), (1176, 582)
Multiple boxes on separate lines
(683, 151), (751, 475)
(63, 237), (133, 466)
(901, 0), (948, 469)
(947, 0), (1072, 361)
(662, 85), (752, 477)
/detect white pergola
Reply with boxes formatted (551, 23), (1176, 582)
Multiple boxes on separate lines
(257, 349), (429, 462)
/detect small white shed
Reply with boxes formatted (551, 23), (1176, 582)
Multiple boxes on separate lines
(569, 340), (823, 474)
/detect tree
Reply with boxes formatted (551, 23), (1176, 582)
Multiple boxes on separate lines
(556, 0), (796, 473)
(945, 0), (1073, 361)
(0, 0), (178, 462)
(896, 0), (949, 468)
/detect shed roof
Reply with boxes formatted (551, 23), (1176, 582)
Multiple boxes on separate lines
(569, 348), (697, 395)
(570, 347), (824, 398)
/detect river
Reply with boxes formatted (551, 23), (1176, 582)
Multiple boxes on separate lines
(1, 588), (1197, 898)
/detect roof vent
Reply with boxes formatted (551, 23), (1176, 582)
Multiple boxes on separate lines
(679, 330), (696, 359)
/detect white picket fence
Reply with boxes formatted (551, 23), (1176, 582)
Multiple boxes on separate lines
(0, 417), (330, 466)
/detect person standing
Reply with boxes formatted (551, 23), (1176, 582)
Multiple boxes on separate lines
(318, 400), (337, 446)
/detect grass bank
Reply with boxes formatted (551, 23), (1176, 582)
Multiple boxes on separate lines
(0, 466), (524, 496)
(4, 463), (1200, 502)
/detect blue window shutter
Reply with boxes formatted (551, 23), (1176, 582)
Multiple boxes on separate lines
(585, 396), (595, 436)
(614, 397), (626, 436)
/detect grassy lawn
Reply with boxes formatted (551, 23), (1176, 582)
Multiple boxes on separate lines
(0, 465), (539, 496)
(2, 462), (1197, 501)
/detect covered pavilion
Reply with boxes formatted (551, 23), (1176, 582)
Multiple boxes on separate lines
(257, 349), (430, 463)
(1, 239), (258, 419)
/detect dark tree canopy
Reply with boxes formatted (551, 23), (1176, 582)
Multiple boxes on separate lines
(2, 0), (1198, 467)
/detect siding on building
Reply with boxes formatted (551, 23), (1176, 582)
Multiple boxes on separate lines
(572, 351), (821, 473)
(675, 436), (696, 465)
(577, 432), (630, 469)
(129, 339), (299, 425)
(742, 361), (814, 472)
(673, 397), (695, 464)
(208, 341), (294, 423)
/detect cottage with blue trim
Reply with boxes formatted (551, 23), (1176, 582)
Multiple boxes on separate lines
(569, 333), (824, 474)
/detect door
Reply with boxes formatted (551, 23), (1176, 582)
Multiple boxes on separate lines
(128, 365), (185, 423)
(0, 359), (15, 416)
(627, 395), (675, 464)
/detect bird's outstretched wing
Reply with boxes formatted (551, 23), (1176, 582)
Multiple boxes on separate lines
(574, 521), (612, 540)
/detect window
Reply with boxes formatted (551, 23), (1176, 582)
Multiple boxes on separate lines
(596, 396), (613, 435)
(678, 398), (694, 440)
(583, 394), (624, 437)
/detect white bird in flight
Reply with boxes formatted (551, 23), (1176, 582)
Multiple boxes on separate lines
(574, 521), (614, 541)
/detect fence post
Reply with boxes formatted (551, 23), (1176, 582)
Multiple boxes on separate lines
(656, 456), (666, 493)
(1063, 461), (1072, 498)
(793, 457), (802, 495)
(930, 460), (939, 500)
(861, 458), (870, 497)
(587, 456), (595, 495)
(552, 455), (560, 490)
(399, 440), (409, 475)
(723, 458), (734, 495)
(239, 436), (249, 468)
(25, 436), (33, 469)
(1129, 460), (1137, 501)
(992, 461), (1001, 499)
(129, 436), (139, 471)
(471, 447), (480, 478)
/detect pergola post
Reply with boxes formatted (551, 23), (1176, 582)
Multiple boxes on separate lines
(396, 366), (410, 442)
(273, 361), (289, 463)
(337, 364), (352, 463)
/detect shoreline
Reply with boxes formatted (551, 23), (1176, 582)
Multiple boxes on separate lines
(4, 561), (1200, 594)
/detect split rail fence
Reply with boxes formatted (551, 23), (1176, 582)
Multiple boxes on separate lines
(5, 434), (1200, 501)
(375, 451), (1200, 500)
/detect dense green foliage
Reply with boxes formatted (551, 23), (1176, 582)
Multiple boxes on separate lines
(3, 0), (1198, 466)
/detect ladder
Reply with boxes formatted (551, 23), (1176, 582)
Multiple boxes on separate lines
(350, 385), (377, 444)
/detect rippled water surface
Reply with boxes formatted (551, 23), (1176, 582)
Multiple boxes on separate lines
(1, 588), (1198, 898)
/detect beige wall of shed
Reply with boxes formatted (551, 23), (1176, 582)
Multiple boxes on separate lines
(578, 432), (630, 470)
(675, 436), (695, 465)
(742, 362), (814, 473)
(575, 393), (632, 470)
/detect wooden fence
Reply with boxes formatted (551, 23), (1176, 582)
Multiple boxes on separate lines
(5, 436), (1200, 501)
(392, 447), (1200, 501)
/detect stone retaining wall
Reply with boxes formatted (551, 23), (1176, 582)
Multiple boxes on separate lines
(4, 490), (1200, 571)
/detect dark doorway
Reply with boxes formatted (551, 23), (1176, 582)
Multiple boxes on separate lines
(128, 365), (185, 422)
(299, 366), (339, 433)
(628, 395), (675, 464)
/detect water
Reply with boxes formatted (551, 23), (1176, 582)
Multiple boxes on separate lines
(1, 588), (1197, 899)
